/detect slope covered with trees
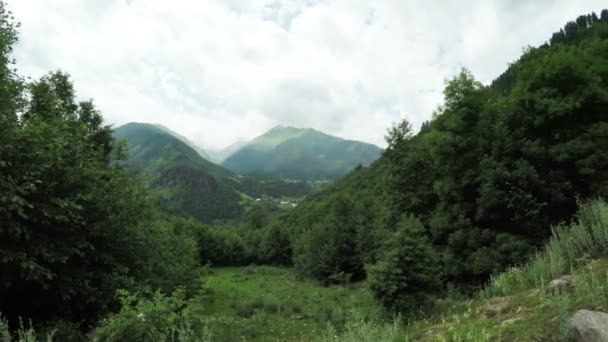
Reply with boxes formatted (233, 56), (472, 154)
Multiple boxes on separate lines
(279, 10), (608, 297)
(113, 122), (245, 222)
(222, 126), (383, 180)
(114, 122), (312, 222)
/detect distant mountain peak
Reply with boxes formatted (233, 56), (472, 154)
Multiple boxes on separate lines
(222, 126), (383, 181)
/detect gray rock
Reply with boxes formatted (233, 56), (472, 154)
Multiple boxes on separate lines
(569, 310), (608, 342)
(547, 275), (575, 294)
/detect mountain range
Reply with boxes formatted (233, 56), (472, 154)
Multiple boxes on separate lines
(222, 126), (383, 180)
(113, 123), (313, 222)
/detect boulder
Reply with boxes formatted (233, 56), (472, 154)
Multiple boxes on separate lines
(569, 310), (608, 342)
(547, 275), (575, 294)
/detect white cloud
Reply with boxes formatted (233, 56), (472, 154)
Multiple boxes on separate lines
(6, 0), (607, 149)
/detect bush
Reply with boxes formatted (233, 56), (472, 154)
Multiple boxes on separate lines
(92, 289), (209, 342)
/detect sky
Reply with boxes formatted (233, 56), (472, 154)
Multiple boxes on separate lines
(6, 0), (607, 150)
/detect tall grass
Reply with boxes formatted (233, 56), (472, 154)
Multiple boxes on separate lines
(0, 314), (55, 342)
(483, 199), (608, 298)
(319, 314), (409, 342)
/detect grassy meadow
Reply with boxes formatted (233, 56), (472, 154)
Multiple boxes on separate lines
(189, 266), (378, 341)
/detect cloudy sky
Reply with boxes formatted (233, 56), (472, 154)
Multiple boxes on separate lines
(6, 0), (606, 149)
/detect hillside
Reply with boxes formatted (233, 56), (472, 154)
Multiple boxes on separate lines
(323, 200), (608, 341)
(113, 123), (313, 222)
(113, 123), (245, 221)
(152, 124), (213, 161)
(222, 126), (383, 180)
(277, 10), (608, 289)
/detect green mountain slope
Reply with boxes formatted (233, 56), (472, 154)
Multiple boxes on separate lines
(222, 126), (383, 180)
(152, 124), (213, 161)
(113, 123), (314, 222)
(113, 123), (244, 222)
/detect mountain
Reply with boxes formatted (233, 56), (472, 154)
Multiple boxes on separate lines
(152, 124), (213, 161)
(113, 123), (244, 222)
(113, 123), (313, 222)
(221, 126), (383, 180)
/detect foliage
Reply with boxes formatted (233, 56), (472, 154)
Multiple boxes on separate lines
(279, 10), (608, 293)
(327, 200), (608, 341)
(368, 216), (441, 315)
(0, 6), (202, 331)
(293, 195), (365, 284)
(258, 222), (292, 265)
(481, 198), (608, 298)
(92, 289), (206, 342)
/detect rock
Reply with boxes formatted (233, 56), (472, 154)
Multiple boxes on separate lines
(501, 317), (522, 327)
(547, 275), (575, 294)
(569, 310), (608, 342)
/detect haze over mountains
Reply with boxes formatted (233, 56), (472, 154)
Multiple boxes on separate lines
(222, 126), (383, 180)
(112, 122), (382, 220)
(117, 123), (383, 180)
(113, 123), (245, 221)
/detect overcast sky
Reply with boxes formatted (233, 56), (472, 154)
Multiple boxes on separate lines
(6, 0), (606, 149)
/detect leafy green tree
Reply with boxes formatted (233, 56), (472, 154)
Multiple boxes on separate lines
(368, 216), (441, 315)
(293, 195), (364, 284)
(259, 222), (292, 265)
(0, 71), (156, 325)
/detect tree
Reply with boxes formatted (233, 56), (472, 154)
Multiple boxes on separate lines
(0, 68), (205, 328)
(259, 223), (292, 265)
(293, 195), (364, 284)
(384, 118), (413, 151)
(368, 216), (441, 315)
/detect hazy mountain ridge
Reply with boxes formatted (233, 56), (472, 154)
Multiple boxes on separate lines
(206, 140), (249, 163)
(112, 123), (314, 222)
(113, 123), (243, 221)
(152, 124), (214, 161)
(222, 125), (383, 180)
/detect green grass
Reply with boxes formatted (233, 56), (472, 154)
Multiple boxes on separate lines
(188, 265), (378, 341)
(15, 199), (608, 341)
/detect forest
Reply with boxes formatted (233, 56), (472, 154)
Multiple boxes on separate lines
(1, 3), (608, 341)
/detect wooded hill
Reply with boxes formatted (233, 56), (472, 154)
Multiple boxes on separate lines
(114, 122), (312, 222)
(222, 125), (383, 181)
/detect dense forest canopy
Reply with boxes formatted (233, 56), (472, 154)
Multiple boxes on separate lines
(0, 2), (607, 340)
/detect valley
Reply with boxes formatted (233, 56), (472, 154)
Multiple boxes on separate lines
(1, 3), (608, 342)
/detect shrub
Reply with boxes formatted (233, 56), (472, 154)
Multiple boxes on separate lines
(91, 289), (208, 342)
